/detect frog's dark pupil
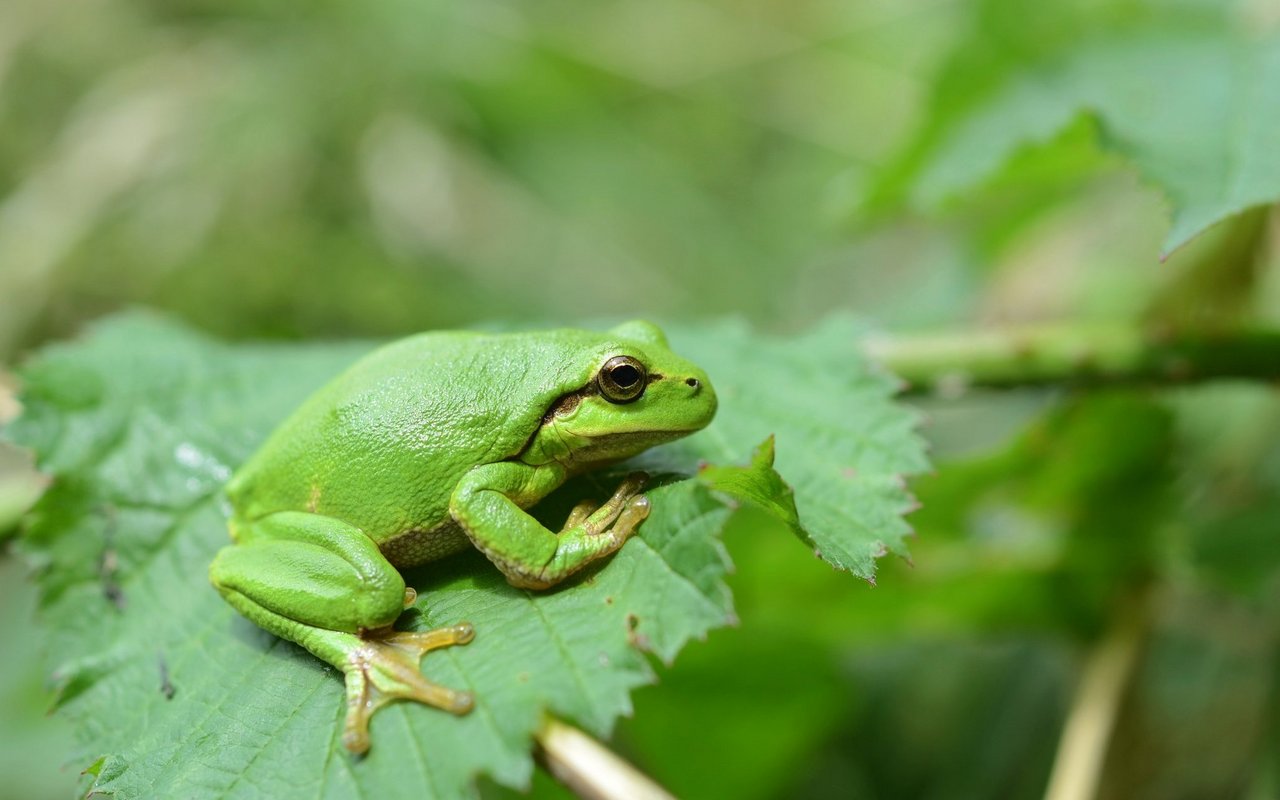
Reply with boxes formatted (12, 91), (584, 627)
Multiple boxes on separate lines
(611, 365), (640, 387)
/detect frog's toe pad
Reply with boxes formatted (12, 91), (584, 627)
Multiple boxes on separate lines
(384, 622), (475, 651)
(449, 690), (475, 715)
(341, 623), (477, 754)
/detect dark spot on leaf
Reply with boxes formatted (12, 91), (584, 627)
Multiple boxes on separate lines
(625, 614), (650, 649)
(158, 652), (175, 700)
(98, 506), (125, 611)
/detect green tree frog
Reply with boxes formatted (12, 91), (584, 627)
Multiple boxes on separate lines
(210, 321), (716, 753)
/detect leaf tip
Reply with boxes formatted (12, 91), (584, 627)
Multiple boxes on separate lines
(751, 435), (777, 469)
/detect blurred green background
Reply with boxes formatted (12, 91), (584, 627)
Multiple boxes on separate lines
(2, 0), (1278, 798)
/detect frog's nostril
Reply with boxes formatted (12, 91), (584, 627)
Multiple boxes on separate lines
(686, 378), (699, 388)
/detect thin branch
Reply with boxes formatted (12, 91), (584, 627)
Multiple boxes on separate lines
(536, 717), (674, 800)
(865, 324), (1280, 395)
(1043, 598), (1147, 800)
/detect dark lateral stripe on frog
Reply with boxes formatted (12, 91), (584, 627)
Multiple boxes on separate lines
(541, 386), (588, 423)
(539, 372), (666, 425)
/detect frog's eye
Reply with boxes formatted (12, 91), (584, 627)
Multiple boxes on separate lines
(597, 355), (647, 403)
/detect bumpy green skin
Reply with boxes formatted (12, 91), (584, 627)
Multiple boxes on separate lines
(209, 320), (716, 753)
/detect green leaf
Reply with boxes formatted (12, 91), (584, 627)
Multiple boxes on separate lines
(6, 312), (925, 799)
(698, 436), (800, 532)
(673, 317), (928, 579)
(874, 1), (1280, 254)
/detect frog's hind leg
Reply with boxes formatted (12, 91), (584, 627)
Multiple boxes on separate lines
(210, 511), (476, 754)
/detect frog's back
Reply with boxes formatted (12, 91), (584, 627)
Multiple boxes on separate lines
(227, 329), (592, 554)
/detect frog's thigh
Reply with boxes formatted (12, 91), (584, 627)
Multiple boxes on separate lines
(211, 511), (405, 634)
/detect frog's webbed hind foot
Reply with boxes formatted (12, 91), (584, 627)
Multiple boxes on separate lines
(342, 622), (476, 754)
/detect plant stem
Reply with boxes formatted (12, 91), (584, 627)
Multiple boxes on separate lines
(1043, 598), (1147, 800)
(535, 718), (675, 800)
(865, 324), (1280, 395)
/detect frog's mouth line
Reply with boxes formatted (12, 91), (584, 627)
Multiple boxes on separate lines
(548, 428), (696, 470)
(558, 427), (703, 453)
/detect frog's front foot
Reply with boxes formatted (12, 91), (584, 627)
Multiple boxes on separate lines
(341, 622), (476, 754)
(588, 472), (651, 536)
(504, 472), (652, 591)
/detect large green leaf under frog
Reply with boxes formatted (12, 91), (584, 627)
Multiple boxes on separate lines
(6, 313), (924, 799)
